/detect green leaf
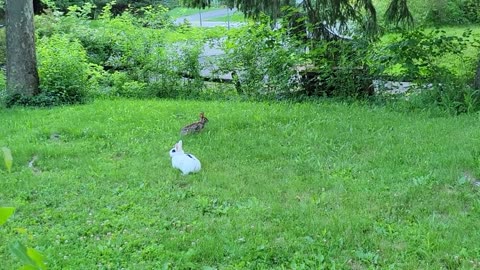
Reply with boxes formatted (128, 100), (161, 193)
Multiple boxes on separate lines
(26, 247), (47, 269)
(0, 207), (15, 226)
(10, 241), (47, 270)
(10, 242), (34, 266)
(2, 147), (13, 173)
(20, 266), (38, 270)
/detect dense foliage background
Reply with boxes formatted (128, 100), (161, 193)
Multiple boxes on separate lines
(2, 0), (479, 113)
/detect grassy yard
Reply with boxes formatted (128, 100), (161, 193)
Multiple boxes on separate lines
(167, 7), (224, 19)
(1, 99), (480, 268)
(205, 11), (246, 23)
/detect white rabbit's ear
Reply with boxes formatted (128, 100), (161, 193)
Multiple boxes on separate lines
(176, 140), (183, 151)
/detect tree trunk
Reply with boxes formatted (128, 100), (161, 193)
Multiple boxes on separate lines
(474, 60), (480, 90)
(6, 0), (39, 96)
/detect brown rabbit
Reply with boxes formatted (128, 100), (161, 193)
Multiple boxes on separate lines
(180, 112), (209, 135)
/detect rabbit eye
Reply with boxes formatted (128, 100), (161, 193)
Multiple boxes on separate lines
(172, 149), (176, 153)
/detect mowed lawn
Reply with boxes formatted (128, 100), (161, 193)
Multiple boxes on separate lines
(1, 99), (480, 269)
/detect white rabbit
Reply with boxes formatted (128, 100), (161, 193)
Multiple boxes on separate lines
(169, 140), (201, 175)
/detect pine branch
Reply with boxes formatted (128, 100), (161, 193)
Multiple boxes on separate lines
(385, 0), (414, 27)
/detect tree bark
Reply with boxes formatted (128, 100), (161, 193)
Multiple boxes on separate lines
(6, 0), (39, 96)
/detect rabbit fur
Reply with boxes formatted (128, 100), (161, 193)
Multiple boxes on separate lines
(169, 140), (201, 175)
(180, 112), (209, 136)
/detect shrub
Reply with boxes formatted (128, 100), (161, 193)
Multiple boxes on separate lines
(32, 2), (229, 100)
(303, 38), (374, 98)
(219, 16), (302, 99)
(134, 5), (174, 29)
(371, 28), (472, 82)
(461, 0), (480, 24)
(423, 0), (468, 25)
(145, 41), (205, 99)
(36, 34), (98, 105)
(395, 79), (480, 115)
(104, 71), (148, 98)
(370, 28), (480, 114)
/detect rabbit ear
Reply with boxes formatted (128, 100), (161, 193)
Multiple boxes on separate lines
(176, 140), (183, 151)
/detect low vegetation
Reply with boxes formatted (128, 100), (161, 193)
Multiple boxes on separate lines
(2, 3), (478, 114)
(167, 6), (222, 19)
(1, 99), (480, 268)
(205, 11), (246, 23)
(373, 0), (480, 26)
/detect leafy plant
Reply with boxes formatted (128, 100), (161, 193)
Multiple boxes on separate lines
(10, 242), (47, 270)
(0, 208), (47, 269)
(65, 2), (97, 19)
(461, 0), (480, 24)
(220, 15), (302, 99)
(135, 5), (174, 29)
(98, 0), (115, 20)
(304, 38), (374, 98)
(1, 147), (12, 173)
(0, 207), (15, 225)
(372, 28), (472, 82)
(107, 71), (149, 98)
(36, 34), (98, 105)
(370, 28), (480, 114)
(423, 0), (469, 25)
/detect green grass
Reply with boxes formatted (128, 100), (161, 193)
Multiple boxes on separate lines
(1, 99), (480, 268)
(205, 12), (246, 22)
(167, 7), (223, 19)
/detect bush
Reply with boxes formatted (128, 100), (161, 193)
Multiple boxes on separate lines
(303, 38), (374, 98)
(219, 16), (302, 99)
(218, 15), (378, 100)
(461, 0), (480, 24)
(36, 34), (99, 105)
(370, 28), (480, 115)
(423, 0), (468, 25)
(418, 0), (480, 25)
(394, 80), (480, 115)
(371, 28), (472, 82)
(145, 40), (205, 99)
(134, 5), (174, 29)
(104, 71), (149, 98)
(32, 2), (221, 100)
